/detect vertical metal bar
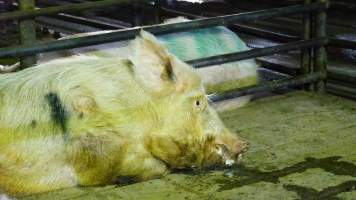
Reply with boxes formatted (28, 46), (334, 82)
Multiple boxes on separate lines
(310, 11), (317, 90)
(133, 0), (143, 26)
(313, 0), (328, 92)
(300, 0), (313, 90)
(19, 0), (37, 69)
(154, 0), (161, 24)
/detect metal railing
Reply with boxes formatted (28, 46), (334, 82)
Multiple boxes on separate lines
(0, 0), (329, 99)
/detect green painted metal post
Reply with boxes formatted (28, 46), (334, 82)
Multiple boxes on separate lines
(313, 0), (328, 92)
(300, 0), (313, 90)
(19, 0), (36, 69)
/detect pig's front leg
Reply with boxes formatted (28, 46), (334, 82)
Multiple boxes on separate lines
(114, 143), (170, 182)
(65, 132), (123, 186)
(66, 131), (169, 185)
(135, 156), (170, 181)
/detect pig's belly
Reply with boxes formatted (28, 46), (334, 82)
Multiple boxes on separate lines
(0, 136), (78, 193)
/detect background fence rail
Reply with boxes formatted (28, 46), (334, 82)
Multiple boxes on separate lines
(0, 2), (327, 57)
(0, 0), (330, 99)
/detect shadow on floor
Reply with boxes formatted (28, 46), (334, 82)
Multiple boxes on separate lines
(214, 156), (356, 199)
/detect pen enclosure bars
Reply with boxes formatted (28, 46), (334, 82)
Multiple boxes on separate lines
(0, 0), (329, 101)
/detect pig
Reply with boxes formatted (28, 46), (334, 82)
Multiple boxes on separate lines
(0, 30), (248, 197)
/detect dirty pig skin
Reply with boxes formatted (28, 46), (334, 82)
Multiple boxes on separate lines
(0, 31), (248, 197)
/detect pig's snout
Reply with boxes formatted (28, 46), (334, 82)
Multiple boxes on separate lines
(232, 140), (249, 166)
(215, 133), (249, 167)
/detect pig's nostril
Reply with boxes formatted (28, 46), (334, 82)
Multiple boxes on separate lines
(225, 159), (235, 166)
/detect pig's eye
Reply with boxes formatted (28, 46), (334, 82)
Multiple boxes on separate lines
(192, 96), (206, 111)
(195, 100), (204, 111)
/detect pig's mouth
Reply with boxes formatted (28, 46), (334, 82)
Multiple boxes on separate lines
(223, 153), (242, 167)
(222, 142), (249, 167)
(180, 144), (248, 171)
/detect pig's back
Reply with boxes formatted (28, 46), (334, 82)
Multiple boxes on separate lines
(0, 55), (146, 142)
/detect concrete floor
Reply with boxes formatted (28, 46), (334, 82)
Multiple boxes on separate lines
(21, 91), (356, 200)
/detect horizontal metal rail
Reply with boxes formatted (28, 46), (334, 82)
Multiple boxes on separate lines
(162, 5), (353, 51)
(327, 82), (356, 100)
(160, 6), (299, 43)
(330, 38), (356, 50)
(210, 72), (326, 102)
(0, 2), (327, 58)
(257, 58), (356, 86)
(328, 67), (356, 85)
(0, 0), (137, 21)
(0, 1), (327, 22)
(188, 37), (328, 68)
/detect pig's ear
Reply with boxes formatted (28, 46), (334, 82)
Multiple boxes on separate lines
(130, 30), (176, 94)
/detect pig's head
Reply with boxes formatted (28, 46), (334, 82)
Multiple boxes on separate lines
(130, 31), (248, 169)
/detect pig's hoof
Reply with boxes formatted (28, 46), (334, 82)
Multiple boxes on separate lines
(0, 194), (16, 200)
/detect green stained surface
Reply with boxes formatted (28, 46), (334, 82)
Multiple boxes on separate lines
(21, 92), (356, 200)
(158, 26), (250, 61)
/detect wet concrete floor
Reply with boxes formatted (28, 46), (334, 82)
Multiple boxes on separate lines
(22, 91), (356, 200)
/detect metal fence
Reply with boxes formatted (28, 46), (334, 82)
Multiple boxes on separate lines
(0, 0), (329, 101)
